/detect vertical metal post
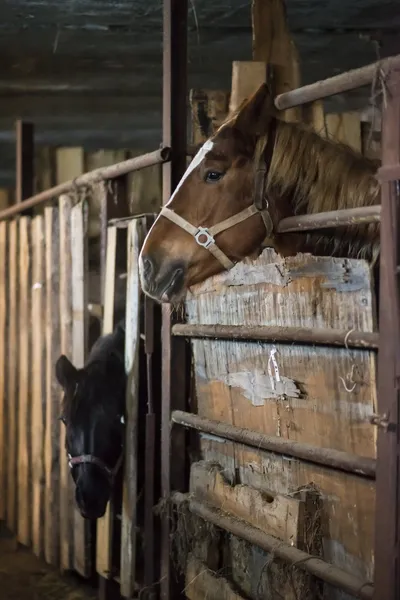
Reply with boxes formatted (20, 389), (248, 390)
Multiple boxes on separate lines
(374, 66), (400, 599)
(161, 1), (189, 599)
(15, 120), (34, 206)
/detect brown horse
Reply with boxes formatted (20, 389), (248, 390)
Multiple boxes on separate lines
(139, 83), (380, 304)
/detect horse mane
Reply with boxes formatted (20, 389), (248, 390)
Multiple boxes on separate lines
(220, 105), (381, 261)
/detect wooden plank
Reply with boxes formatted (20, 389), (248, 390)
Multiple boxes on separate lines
(96, 225), (117, 579)
(324, 112), (362, 152)
(190, 461), (304, 546)
(70, 200), (91, 577)
(6, 219), (18, 532)
(120, 218), (143, 598)
(44, 206), (60, 566)
(0, 221), (7, 520)
(17, 217), (32, 546)
(229, 61), (267, 114)
(58, 195), (74, 570)
(31, 216), (46, 558)
(126, 150), (161, 216)
(186, 248), (377, 590)
(35, 147), (55, 194)
(252, 0), (301, 122)
(185, 556), (246, 600)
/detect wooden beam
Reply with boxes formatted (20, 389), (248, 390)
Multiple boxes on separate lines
(15, 120), (34, 205)
(252, 0), (301, 122)
(0, 221), (7, 521)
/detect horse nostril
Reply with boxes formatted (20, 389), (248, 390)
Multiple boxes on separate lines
(142, 256), (154, 279)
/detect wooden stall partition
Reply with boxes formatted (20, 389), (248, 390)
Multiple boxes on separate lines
(58, 195), (74, 571)
(96, 224), (117, 580)
(6, 219), (18, 533)
(44, 206), (61, 567)
(184, 249), (377, 597)
(17, 217), (32, 546)
(120, 218), (145, 598)
(31, 215), (46, 558)
(0, 221), (7, 521)
(70, 200), (92, 577)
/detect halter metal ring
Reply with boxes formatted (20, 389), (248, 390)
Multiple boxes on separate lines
(195, 227), (215, 249)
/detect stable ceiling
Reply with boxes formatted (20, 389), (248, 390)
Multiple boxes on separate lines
(0, 0), (398, 186)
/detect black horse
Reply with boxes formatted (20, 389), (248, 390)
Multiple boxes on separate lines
(55, 320), (126, 520)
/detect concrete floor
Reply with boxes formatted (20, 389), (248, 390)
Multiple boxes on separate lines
(0, 523), (97, 600)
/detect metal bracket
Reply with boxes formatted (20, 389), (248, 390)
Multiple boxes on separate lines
(195, 227), (215, 248)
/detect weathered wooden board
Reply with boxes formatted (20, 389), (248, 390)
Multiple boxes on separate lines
(96, 225), (117, 579)
(0, 221), (7, 521)
(324, 112), (362, 152)
(6, 219), (18, 532)
(190, 461), (304, 547)
(31, 215), (46, 558)
(58, 195), (74, 570)
(185, 555), (246, 600)
(44, 207), (61, 566)
(17, 217), (32, 547)
(186, 249), (377, 592)
(120, 218), (144, 598)
(70, 200), (92, 577)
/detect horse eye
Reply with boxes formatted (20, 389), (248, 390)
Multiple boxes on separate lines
(205, 170), (223, 183)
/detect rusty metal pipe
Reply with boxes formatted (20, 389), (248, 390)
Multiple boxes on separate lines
(172, 411), (376, 479)
(0, 147), (171, 221)
(275, 53), (400, 110)
(189, 499), (374, 599)
(172, 324), (378, 350)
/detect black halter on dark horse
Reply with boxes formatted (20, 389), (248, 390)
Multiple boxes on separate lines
(56, 320), (127, 520)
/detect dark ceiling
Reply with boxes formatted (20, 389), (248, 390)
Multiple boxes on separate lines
(0, 0), (398, 186)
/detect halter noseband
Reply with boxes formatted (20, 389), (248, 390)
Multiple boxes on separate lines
(68, 452), (123, 483)
(159, 119), (277, 270)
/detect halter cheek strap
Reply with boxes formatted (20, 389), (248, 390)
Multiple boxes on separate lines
(159, 118), (277, 271)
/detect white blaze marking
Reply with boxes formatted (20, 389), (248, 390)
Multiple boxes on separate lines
(165, 139), (214, 206)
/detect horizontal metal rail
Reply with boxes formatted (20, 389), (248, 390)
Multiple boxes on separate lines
(0, 147), (171, 221)
(277, 206), (381, 233)
(172, 324), (378, 350)
(188, 498), (374, 599)
(172, 410), (376, 479)
(275, 53), (400, 110)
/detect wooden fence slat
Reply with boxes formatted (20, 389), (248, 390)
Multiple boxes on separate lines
(120, 219), (143, 598)
(0, 221), (7, 520)
(44, 206), (61, 566)
(71, 200), (91, 578)
(17, 217), (32, 546)
(96, 225), (117, 579)
(31, 216), (46, 558)
(6, 219), (18, 532)
(58, 195), (74, 571)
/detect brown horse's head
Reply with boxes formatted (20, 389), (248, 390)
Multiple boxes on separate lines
(139, 84), (279, 303)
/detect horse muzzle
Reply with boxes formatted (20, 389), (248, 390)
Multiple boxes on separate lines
(139, 254), (186, 303)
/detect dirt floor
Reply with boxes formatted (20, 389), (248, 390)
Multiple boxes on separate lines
(0, 523), (97, 600)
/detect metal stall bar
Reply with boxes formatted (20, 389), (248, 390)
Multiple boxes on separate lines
(277, 205), (381, 233)
(171, 410), (376, 478)
(275, 53), (400, 110)
(189, 499), (374, 600)
(0, 147), (171, 221)
(373, 66), (400, 600)
(172, 324), (378, 350)
(161, 1), (189, 599)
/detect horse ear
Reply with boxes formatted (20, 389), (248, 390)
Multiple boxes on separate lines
(55, 355), (78, 389)
(233, 83), (274, 134)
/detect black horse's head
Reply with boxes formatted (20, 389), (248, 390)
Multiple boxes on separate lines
(55, 324), (126, 520)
